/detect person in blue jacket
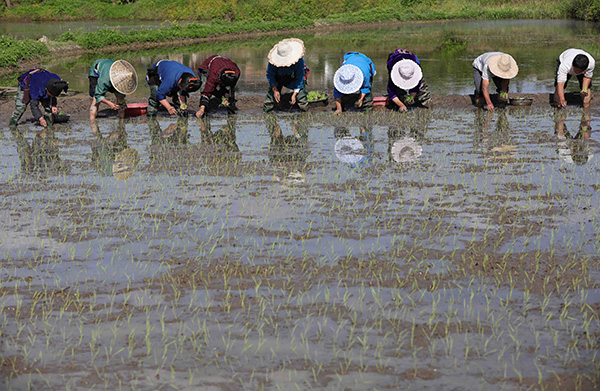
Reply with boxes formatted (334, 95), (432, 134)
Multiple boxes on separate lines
(9, 68), (68, 127)
(146, 60), (201, 117)
(333, 52), (376, 115)
(264, 38), (308, 112)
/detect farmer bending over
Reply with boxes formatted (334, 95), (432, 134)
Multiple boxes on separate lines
(10, 69), (68, 128)
(554, 48), (595, 109)
(146, 60), (201, 117)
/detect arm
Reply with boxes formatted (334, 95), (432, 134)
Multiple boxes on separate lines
(334, 97), (343, 115)
(481, 79), (494, 111)
(159, 99), (178, 115)
(391, 97), (407, 112)
(555, 82), (567, 108)
(30, 100), (47, 127)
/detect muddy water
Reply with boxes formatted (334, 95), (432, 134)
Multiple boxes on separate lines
(37, 19), (600, 100)
(1, 102), (600, 390)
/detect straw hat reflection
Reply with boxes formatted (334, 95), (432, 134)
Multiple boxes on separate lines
(112, 147), (140, 180)
(109, 60), (138, 95)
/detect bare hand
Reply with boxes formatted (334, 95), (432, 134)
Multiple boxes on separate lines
(356, 98), (364, 108)
(334, 109), (342, 116)
(110, 102), (120, 111)
(167, 107), (178, 115)
(195, 107), (205, 119)
(290, 93), (297, 105)
(485, 103), (495, 112)
(273, 89), (281, 103)
(51, 107), (58, 115)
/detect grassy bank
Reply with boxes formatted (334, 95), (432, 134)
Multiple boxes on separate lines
(0, 0), (597, 71)
(0, 0), (594, 22)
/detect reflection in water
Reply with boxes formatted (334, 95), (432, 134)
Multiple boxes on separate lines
(473, 109), (516, 161)
(554, 109), (595, 165)
(198, 115), (242, 166)
(148, 115), (189, 145)
(10, 127), (67, 176)
(334, 124), (373, 167)
(387, 112), (428, 164)
(265, 114), (309, 163)
(91, 119), (139, 180)
(265, 114), (310, 185)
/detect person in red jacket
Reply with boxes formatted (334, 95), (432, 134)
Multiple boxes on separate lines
(195, 55), (240, 118)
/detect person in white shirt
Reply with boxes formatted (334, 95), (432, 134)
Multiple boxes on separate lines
(554, 48), (595, 108)
(472, 52), (519, 112)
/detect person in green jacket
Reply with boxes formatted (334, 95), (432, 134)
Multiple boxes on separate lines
(88, 59), (138, 122)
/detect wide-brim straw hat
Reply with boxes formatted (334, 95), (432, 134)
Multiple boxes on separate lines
(268, 38), (305, 67)
(391, 59), (422, 90)
(390, 137), (422, 163)
(488, 54), (518, 79)
(333, 64), (363, 95)
(112, 147), (139, 180)
(109, 60), (138, 95)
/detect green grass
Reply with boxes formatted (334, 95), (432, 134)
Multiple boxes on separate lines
(0, 35), (48, 68)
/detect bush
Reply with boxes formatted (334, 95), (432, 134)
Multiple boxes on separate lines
(568, 0), (600, 21)
(0, 35), (49, 68)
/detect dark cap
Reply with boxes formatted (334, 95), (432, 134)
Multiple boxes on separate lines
(180, 73), (201, 93)
(220, 70), (239, 87)
(46, 78), (68, 97)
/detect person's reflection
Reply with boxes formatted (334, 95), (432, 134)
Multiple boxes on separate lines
(148, 115), (189, 145)
(473, 108), (516, 160)
(91, 118), (139, 179)
(554, 109), (595, 165)
(198, 114), (241, 166)
(10, 126), (66, 175)
(387, 127), (423, 164)
(265, 114), (310, 185)
(334, 124), (373, 167)
(266, 114), (309, 163)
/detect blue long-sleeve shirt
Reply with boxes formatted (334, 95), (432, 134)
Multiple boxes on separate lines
(153, 60), (196, 101)
(334, 52), (376, 98)
(18, 69), (60, 119)
(266, 58), (305, 91)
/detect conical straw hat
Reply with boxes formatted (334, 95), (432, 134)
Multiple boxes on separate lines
(109, 60), (138, 95)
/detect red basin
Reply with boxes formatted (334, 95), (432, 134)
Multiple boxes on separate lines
(125, 103), (148, 116)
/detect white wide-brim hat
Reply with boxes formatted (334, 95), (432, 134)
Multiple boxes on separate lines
(109, 60), (138, 95)
(334, 64), (363, 95)
(391, 137), (422, 163)
(268, 38), (305, 67)
(333, 64), (363, 94)
(391, 59), (423, 90)
(335, 136), (364, 164)
(488, 54), (518, 79)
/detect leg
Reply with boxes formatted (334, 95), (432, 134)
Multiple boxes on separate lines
(360, 92), (374, 112)
(90, 98), (100, 123)
(115, 93), (126, 119)
(296, 88), (309, 112)
(263, 88), (278, 112)
(9, 88), (27, 127)
(414, 80), (432, 108)
(147, 85), (159, 117)
(473, 68), (484, 107)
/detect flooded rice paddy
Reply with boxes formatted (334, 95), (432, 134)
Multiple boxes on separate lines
(1, 104), (600, 390)
(2, 18), (600, 391)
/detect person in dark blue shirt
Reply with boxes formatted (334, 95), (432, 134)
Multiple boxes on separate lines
(264, 38), (309, 112)
(9, 69), (68, 127)
(146, 60), (201, 117)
